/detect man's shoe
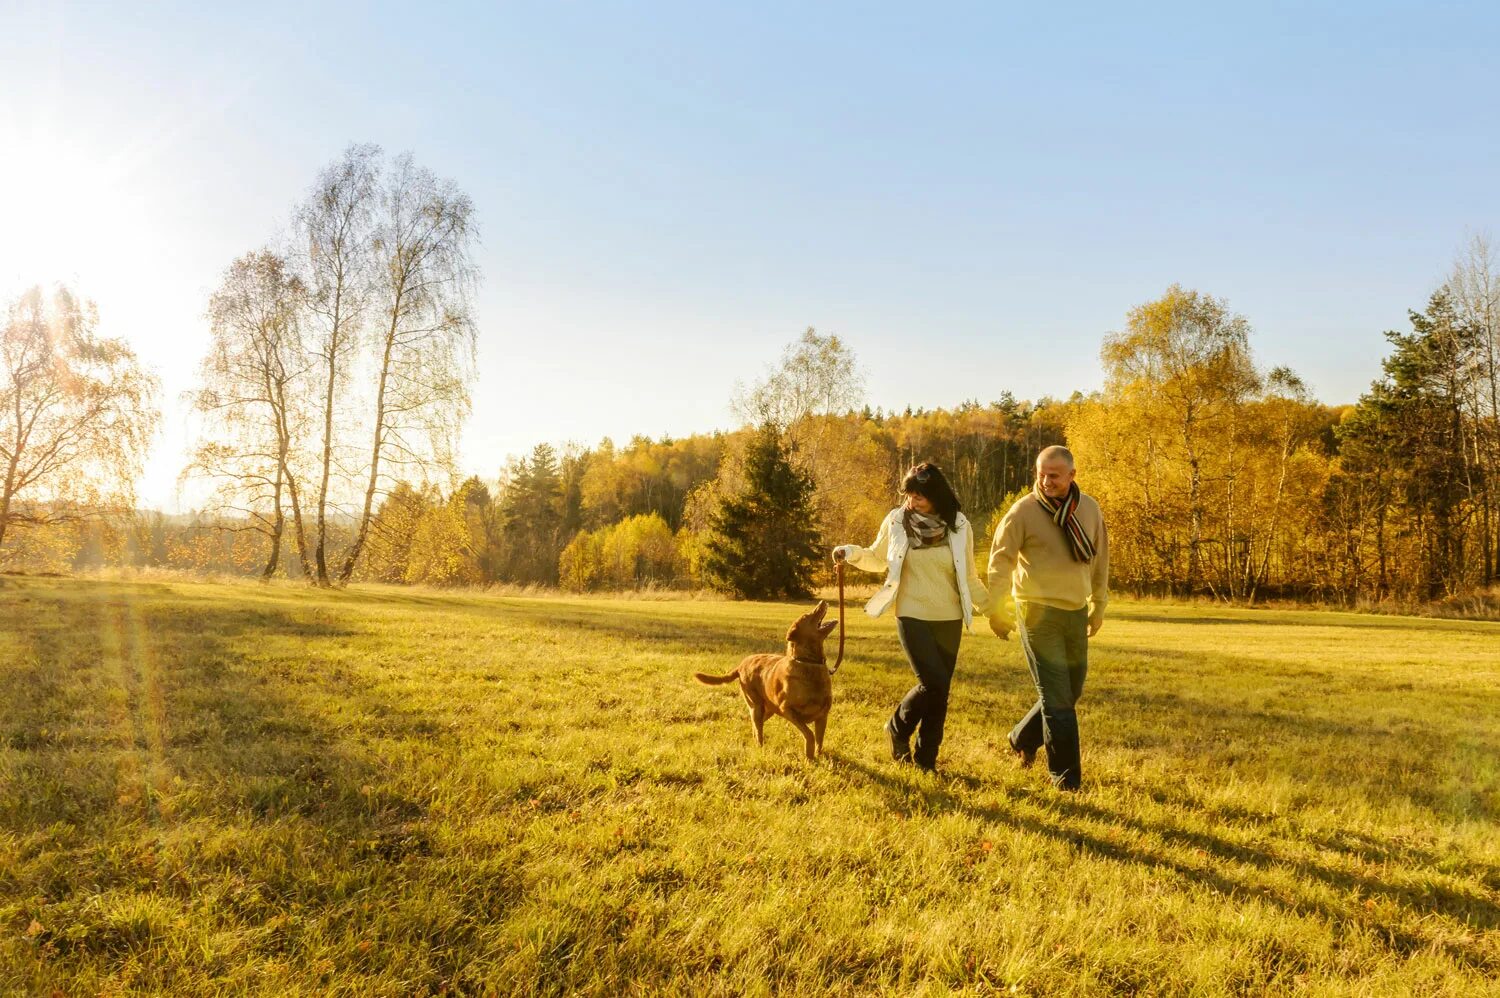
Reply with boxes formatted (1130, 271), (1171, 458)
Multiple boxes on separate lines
(1008, 735), (1037, 769)
(884, 718), (912, 763)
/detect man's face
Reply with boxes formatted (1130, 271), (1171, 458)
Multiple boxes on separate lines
(1036, 458), (1075, 499)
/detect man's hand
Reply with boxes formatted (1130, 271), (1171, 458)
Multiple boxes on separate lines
(988, 613), (1013, 641)
(1087, 613), (1104, 638)
(831, 545), (850, 564)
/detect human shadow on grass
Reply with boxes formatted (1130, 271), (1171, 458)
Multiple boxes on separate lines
(1057, 789), (1498, 927)
(1092, 684), (1500, 810)
(831, 755), (1499, 975)
(1109, 776), (1500, 890)
(956, 682), (1498, 830)
(955, 661), (1498, 878)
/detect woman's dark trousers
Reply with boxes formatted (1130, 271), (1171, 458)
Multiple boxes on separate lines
(1010, 603), (1089, 790)
(892, 617), (963, 768)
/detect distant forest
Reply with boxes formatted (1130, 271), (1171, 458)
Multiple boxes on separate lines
(3, 149), (1498, 610)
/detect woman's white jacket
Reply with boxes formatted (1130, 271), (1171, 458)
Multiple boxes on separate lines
(836, 508), (991, 633)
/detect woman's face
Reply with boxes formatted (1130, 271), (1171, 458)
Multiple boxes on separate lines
(904, 492), (934, 515)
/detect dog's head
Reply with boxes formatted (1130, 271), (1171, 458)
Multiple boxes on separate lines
(786, 600), (838, 662)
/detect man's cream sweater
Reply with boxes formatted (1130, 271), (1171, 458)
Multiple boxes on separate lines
(986, 492), (1109, 621)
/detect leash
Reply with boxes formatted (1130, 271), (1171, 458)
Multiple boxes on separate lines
(828, 561), (846, 676)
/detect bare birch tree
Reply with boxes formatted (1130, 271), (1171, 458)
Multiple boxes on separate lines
(728, 328), (866, 553)
(1447, 233), (1500, 584)
(300, 144), (379, 586)
(730, 328), (864, 431)
(0, 286), (158, 556)
(337, 154), (478, 583)
(184, 250), (313, 578)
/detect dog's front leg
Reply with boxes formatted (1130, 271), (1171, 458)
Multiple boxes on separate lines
(813, 715), (827, 756)
(789, 717), (818, 761)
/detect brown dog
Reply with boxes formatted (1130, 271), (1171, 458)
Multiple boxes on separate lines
(694, 601), (838, 760)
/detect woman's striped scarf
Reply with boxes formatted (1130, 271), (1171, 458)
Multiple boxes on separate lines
(902, 509), (949, 548)
(1034, 482), (1094, 563)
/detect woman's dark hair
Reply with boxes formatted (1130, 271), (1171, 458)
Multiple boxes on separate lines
(901, 462), (961, 530)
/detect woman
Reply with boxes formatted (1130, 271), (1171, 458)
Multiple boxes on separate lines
(832, 462), (990, 772)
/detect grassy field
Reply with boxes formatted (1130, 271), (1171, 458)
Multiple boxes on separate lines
(1, 577), (1497, 996)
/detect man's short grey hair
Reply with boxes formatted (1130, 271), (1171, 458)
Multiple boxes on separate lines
(1036, 445), (1075, 468)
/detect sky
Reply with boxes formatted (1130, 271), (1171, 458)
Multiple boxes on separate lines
(3, 1), (1498, 511)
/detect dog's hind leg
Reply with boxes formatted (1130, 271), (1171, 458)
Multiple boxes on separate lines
(747, 702), (766, 747)
(813, 715), (827, 757)
(789, 718), (818, 761)
(740, 687), (765, 746)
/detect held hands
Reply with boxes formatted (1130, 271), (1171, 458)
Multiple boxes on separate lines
(988, 612), (1013, 641)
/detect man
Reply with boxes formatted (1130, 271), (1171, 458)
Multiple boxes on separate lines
(987, 445), (1108, 791)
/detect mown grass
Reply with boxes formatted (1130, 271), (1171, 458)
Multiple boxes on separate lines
(1, 577), (1497, 996)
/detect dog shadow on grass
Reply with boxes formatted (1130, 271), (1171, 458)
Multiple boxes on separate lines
(828, 753), (1500, 975)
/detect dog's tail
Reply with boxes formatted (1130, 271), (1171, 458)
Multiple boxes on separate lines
(692, 669), (739, 686)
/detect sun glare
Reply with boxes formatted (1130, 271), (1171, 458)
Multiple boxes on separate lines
(0, 131), (146, 292)
(0, 125), (183, 509)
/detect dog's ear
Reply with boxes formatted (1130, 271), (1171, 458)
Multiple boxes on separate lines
(786, 624), (799, 641)
(818, 619), (838, 637)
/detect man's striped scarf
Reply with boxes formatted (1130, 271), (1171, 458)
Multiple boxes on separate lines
(1034, 482), (1094, 563)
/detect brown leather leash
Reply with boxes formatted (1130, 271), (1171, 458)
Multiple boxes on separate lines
(827, 560), (846, 676)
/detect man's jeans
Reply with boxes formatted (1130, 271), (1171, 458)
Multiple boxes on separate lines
(1010, 602), (1089, 789)
(893, 617), (963, 768)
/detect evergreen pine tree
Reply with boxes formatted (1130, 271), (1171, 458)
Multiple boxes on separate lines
(703, 423), (821, 599)
(500, 443), (565, 583)
(1339, 290), (1480, 599)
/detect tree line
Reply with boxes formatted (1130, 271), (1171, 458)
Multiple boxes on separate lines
(4, 196), (1498, 608)
(1070, 248), (1500, 606)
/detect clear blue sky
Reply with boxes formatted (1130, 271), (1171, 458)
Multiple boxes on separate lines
(4, 1), (1498, 509)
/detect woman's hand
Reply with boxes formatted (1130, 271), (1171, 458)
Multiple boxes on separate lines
(831, 545), (849, 564)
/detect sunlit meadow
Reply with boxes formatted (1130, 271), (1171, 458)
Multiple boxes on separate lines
(2, 577), (1497, 995)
